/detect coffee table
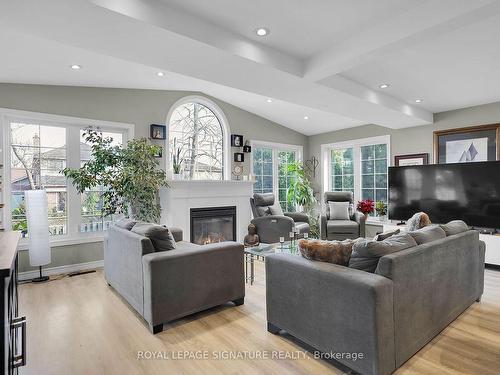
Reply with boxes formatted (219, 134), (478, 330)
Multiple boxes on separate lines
(244, 241), (301, 285)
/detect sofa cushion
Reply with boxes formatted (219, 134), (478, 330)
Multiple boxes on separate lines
(374, 228), (400, 241)
(298, 238), (358, 266)
(131, 223), (176, 251)
(349, 233), (417, 273)
(328, 201), (350, 220)
(327, 220), (359, 235)
(440, 220), (469, 236)
(114, 218), (137, 231)
(409, 225), (446, 245)
(269, 203), (284, 216)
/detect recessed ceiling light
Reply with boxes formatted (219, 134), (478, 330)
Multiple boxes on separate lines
(379, 83), (390, 89)
(256, 27), (269, 37)
(303, 116), (309, 120)
(266, 98), (273, 103)
(70, 64), (82, 70)
(157, 71), (165, 77)
(415, 99), (423, 103)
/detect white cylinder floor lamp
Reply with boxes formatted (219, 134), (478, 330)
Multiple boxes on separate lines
(25, 190), (51, 283)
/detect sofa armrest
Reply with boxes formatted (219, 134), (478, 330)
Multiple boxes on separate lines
(284, 212), (309, 224)
(353, 211), (367, 237)
(251, 215), (294, 243)
(169, 226), (183, 242)
(142, 242), (245, 326)
(266, 254), (395, 375)
(320, 214), (327, 240)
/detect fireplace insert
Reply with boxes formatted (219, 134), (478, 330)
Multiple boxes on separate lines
(190, 206), (237, 245)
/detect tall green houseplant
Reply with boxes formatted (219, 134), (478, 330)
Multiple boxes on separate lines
(63, 129), (168, 223)
(282, 161), (319, 237)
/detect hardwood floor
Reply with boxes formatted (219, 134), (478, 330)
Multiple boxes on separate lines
(19, 263), (500, 375)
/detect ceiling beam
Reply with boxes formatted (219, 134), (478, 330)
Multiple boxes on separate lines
(304, 0), (500, 82)
(0, 0), (433, 129)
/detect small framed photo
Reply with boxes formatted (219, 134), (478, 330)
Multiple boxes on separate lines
(150, 124), (166, 140)
(234, 152), (244, 162)
(394, 153), (429, 166)
(231, 134), (244, 147)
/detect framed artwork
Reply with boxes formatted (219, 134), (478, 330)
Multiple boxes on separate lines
(231, 134), (244, 147)
(150, 124), (166, 140)
(234, 152), (244, 162)
(434, 124), (500, 164)
(394, 153), (429, 166)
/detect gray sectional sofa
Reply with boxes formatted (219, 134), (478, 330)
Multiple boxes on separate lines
(266, 228), (485, 375)
(104, 224), (245, 333)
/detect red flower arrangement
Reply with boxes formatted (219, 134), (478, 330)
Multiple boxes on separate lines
(357, 199), (374, 215)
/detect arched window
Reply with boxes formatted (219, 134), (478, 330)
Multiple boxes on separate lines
(168, 97), (228, 180)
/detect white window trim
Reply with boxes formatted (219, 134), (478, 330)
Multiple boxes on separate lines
(321, 135), (391, 204)
(250, 140), (303, 204)
(0, 107), (134, 247)
(165, 95), (231, 180)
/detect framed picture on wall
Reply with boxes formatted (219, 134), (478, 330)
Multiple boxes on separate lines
(234, 152), (244, 162)
(231, 134), (244, 147)
(150, 124), (166, 140)
(394, 153), (429, 166)
(434, 124), (500, 164)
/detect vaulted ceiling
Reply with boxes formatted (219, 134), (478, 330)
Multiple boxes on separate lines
(1, 0), (500, 135)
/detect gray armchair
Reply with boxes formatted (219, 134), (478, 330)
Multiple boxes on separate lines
(320, 191), (366, 240)
(250, 193), (309, 243)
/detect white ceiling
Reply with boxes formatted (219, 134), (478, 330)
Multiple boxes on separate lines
(1, 0), (500, 136)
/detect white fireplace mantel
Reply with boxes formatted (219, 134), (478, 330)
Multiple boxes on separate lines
(159, 180), (254, 243)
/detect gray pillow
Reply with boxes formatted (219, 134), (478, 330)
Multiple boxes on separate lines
(256, 206), (271, 217)
(349, 233), (417, 273)
(409, 225), (446, 245)
(329, 201), (350, 220)
(269, 203), (284, 216)
(114, 218), (137, 231)
(374, 228), (400, 241)
(440, 220), (469, 236)
(131, 223), (176, 251)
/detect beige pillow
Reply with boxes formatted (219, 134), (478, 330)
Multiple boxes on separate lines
(409, 225), (446, 245)
(328, 201), (350, 220)
(374, 228), (400, 241)
(298, 238), (359, 266)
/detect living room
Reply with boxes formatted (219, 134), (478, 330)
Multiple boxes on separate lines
(0, 1), (499, 374)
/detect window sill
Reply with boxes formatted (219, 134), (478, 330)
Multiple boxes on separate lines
(17, 234), (105, 251)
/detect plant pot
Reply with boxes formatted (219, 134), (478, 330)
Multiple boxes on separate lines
(378, 215), (387, 222)
(173, 173), (182, 180)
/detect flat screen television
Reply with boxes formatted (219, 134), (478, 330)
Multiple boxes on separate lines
(388, 160), (500, 229)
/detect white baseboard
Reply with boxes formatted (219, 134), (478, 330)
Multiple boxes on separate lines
(19, 260), (104, 281)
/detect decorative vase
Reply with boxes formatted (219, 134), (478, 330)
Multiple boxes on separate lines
(379, 215), (387, 222)
(173, 173), (182, 180)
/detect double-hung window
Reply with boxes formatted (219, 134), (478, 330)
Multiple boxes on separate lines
(323, 136), (390, 215)
(1, 109), (132, 242)
(251, 141), (302, 212)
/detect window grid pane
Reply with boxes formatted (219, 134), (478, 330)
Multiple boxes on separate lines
(361, 143), (388, 215)
(80, 130), (123, 232)
(253, 147), (273, 195)
(330, 148), (354, 196)
(278, 151), (296, 212)
(10, 123), (67, 236)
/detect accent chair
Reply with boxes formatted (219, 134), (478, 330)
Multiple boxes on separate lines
(320, 191), (366, 240)
(250, 193), (310, 243)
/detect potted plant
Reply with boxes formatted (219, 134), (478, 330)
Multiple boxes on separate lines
(357, 199), (374, 218)
(283, 161), (320, 237)
(171, 138), (183, 180)
(63, 129), (168, 223)
(375, 200), (388, 221)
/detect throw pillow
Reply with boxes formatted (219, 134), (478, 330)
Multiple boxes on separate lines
(114, 218), (137, 231)
(409, 225), (446, 245)
(349, 233), (417, 273)
(373, 228), (400, 241)
(328, 201), (350, 220)
(298, 238), (359, 266)
(269, 203), (284, 216)
(256, 206), (271, 217)
(406, 212), (432, 231)
(440, 220), (469, 236)
(131, 223), (176, 251)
